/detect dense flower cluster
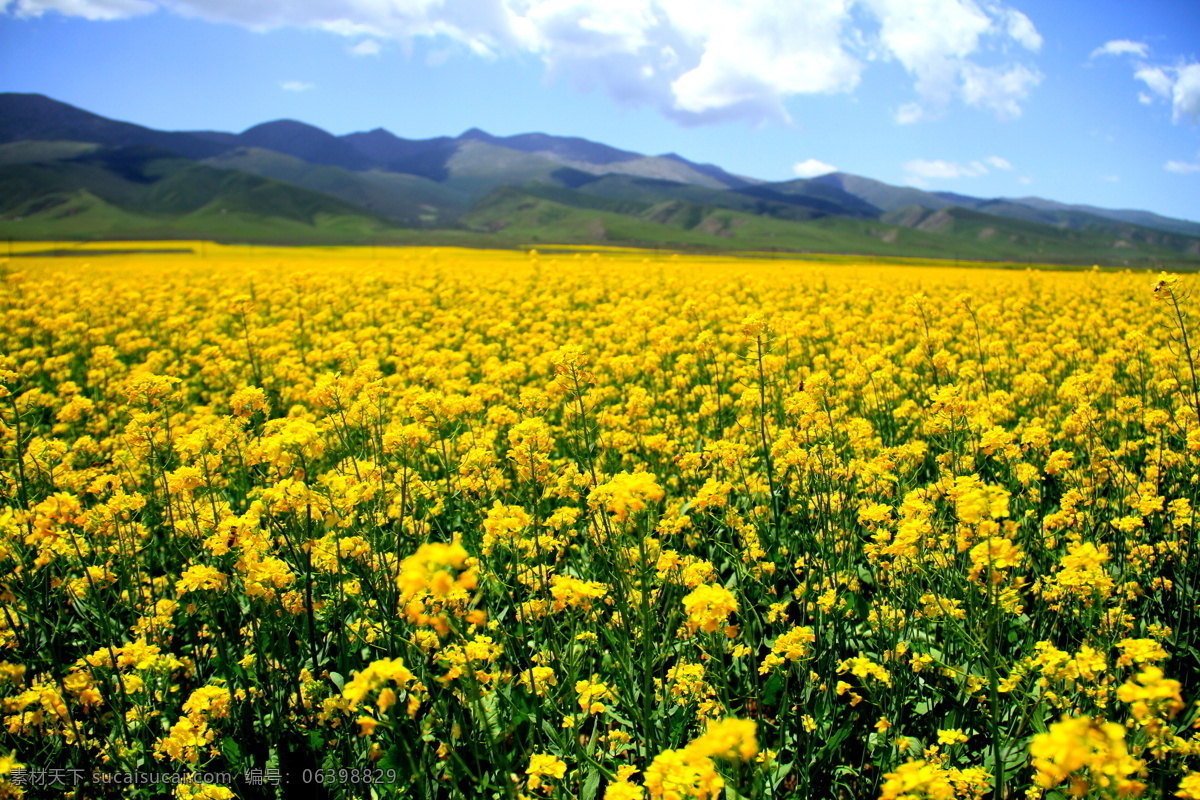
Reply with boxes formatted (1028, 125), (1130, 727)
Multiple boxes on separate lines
(0, 244), (1197, 798)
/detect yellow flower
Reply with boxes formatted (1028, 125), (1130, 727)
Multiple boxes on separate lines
(550, 574), (610, 612)
(176, 785), (235, 800)
(397, 541), (478, 601)
(155, 715), (213, 764)
(589, 471), (665, 522)
(526, 753), (568, 790)
(1115, 638), (1170, 667)
(936, 729), (969, 746)
(741, 312), (770, 339)
(759, 625), (816, 673)
(1116, 666), (1184, 729)
(518, 666), (558, 697)
(837, 655), (892, 687)
(174, 565), (228, 595)
(682, 584), (738, 634)
(576, 679), (614, 715)
(342, 658), (414, 707)
(685, 718), (758, 761)
(967, 537), (1023, 583)
(644, 748), (724, 800)
(1029, 715), (1144, 797)
(665, 662), (712, 705)
(605, 780), (647, 800)
(879, 760), (954, 800)
(182, 685), (232, 720)
(1177, 772), (1200, 799)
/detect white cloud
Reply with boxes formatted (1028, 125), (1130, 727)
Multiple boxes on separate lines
(1100, 174), (1119, 182)
(1105, 55), (1200, 126)
(662, 0), (862, 121)
(1135, 62), (1200, 123)
(1165, 159), (1200, 174)
(1173, 63), (1200, 123)
(1136, 65), (1174, 99)
(1018, 176), (1032, 185)
(862, 0), (1041, 122)
(894, 102), (923, 124)
(864, 0), (988, 116)
(4, 0), (153, 19)
(1090, 40), (1149, 59)
(960, 62), (1040, 120)
(280, 80), (314, 92)
(904, 154), (1012, 181)
(792, 158), (837, 178)
(905, 158), (988, 179)
(348, 38), (380, 56)
(1002, 8), (1042, 52)
(0, 0), (1046, 125)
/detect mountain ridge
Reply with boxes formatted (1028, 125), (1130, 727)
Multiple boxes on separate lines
(1, 92), (1197, 267)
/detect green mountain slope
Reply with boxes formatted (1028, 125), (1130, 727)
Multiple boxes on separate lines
(460, 187), (1200, 265)
(458, 187), (971, 254)
(882, 205), (1200, 261)
(811, 172), (953, 213)
(1007, 197), (1200, 238)
(564, 174), (876, 222)
(0, 145), (400, 241)
(0, 140), (101, 165)
(202, 147), (471, 225)
(437, 140), (596, 197)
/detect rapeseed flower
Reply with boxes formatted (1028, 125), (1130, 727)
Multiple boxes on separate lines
(682, 584), (738, 635)
(526, 753), (567, 790)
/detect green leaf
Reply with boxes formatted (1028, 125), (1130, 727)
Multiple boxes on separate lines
(220, 736), (243, 765)
(768, 760), (794, 789)
(581, 769), (601, 800)
(329, 671), (344, 692)
(814, 727), (852, 761)
(847, 591), (869, 620)
(607, 710), (634, 727)
(377, 743), (406, 778)
(479, 692), (504, 740)
(762, 673), (785, 709)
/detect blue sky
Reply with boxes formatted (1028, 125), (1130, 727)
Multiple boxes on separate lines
(1, 0), (1198, 221)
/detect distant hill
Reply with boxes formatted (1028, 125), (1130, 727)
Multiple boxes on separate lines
(340, 128), (456, 175)
(0, 144), (396, 241)
(564, 174), (879, 222)
(1006, 196), (1200, 239)
(465, 185), (1200, 263)
(814, 170), (1200, 254)
(234, 120), (374, 171)
(812, 173), (954, 213)
(0, 93), (225, 160)
(737, 178), (883, 218)
(879, 205), (1200, 259)
(0, 92), (1197, 267)
(201, 147), (470, 226)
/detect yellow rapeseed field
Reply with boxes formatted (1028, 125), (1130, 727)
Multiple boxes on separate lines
(1, 244), (1199, 799)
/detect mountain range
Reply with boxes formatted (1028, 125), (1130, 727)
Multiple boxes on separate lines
(2, 92), (1198, 266)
